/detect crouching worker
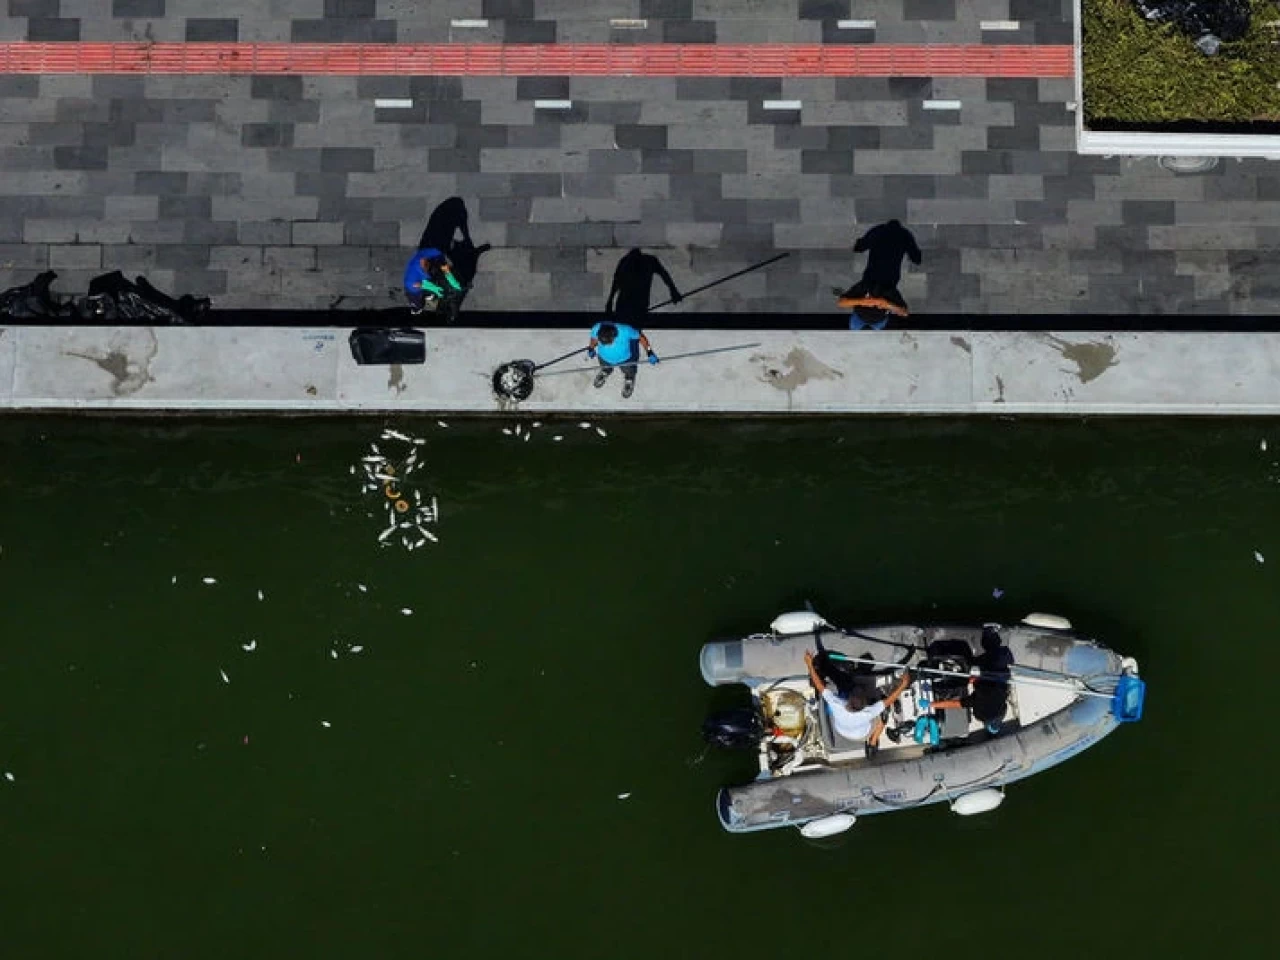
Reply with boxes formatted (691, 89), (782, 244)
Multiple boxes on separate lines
(805, 650), (911, 756)
(587, 321), (659, 399)
(403, 246), (463, 316)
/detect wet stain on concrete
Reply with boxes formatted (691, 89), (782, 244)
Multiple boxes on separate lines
(388, 363), (405, 395)
(1044, 335), (1119, 384)
(995, 376), (1006, 403)
(755, 347), (844, 393)
(950, 336), (972, 355)
(65, 332), (157, 396)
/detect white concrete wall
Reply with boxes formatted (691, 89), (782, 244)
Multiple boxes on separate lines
(1, 326), (1278, 415)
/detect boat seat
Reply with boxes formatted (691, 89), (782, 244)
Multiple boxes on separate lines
(937, 706), (970, 740)
(818, 698), (868, 756)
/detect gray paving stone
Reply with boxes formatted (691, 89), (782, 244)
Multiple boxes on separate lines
(27, 17), (81, 40)
(291, 221), (344, 245)
(185, 18), (239, 40)
(0, 2), (1275, 317)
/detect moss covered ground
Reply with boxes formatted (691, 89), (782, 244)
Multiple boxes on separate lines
(1082, 0), (1280, 127)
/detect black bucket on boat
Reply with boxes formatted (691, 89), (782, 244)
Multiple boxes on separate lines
(702, 709), (765, 750)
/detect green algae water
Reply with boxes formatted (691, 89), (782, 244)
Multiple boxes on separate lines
(0, 416), (1276, 958)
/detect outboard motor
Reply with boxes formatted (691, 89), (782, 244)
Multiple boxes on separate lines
(702, 708), (765, 750)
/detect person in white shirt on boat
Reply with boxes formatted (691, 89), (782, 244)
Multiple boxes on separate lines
(804, 650), (912, 751)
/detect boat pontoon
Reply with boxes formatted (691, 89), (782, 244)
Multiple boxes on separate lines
(700, 610), (1145, 837)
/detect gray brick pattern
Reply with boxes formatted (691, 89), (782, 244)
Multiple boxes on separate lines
(0, 1), (1275, 315)
(17, 0), (1076, 45)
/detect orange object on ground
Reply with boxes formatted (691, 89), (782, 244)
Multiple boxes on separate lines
(836, 294), (910, 317)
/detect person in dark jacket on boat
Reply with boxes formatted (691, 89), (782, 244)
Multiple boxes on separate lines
(805, 650), (911, 751)
(930, 630), (1015, 733)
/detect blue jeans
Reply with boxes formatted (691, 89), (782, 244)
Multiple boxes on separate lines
(849, 313), (889, 331)
(599, 341), (640, 381)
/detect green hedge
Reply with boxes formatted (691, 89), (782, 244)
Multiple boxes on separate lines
(1082, 0), (1280, 126)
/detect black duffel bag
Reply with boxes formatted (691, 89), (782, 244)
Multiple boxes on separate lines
(348, 327), (425, 365)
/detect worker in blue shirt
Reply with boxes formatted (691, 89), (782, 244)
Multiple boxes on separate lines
(403, 247), (463, 315)
(587, 321), (659, 399)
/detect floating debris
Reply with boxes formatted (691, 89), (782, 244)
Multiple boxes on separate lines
(596, 427), (608, 438)
(220, 669), (230, 684)
(203, 577), (217, 585)
(257, 589), (265, 602)
(356, 431), (441, 551)
(579, 422), (591, 429)
(532, 421), (542, 428)
(330, 648), (338, 659)
(553, 435), (563, 442)
(349, 645), (364, 654)
(171, 576), (177, 585)
(3, 772), (14, 782)
(1262, 440), (1269, 452)
(502, 428), (513, 436)
(1256, 550), (1266, 564)
(320, 720), (331, 728)
(241, 640), (257, 652)
(523, 432), (531, 442)
(357, 583), (368, 592)
(401, 608), (414, 616)
(617, 792), (632, 800)
(992, 588), (1004, 599)
(436, 420), (448, 428)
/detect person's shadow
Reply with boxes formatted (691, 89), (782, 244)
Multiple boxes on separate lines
(606, 248), (682, 323)
(417, 197), (490, 288)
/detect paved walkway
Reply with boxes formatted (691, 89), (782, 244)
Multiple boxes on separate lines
(1, 1), (1278, 318)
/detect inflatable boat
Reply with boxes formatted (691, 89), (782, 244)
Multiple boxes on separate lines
(700, 610), (1145, 836)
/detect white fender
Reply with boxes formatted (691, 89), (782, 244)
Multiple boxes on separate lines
(799, 813), (856, 838)
(1021, 612), (1073, 631)
(771, 611), (829, 636)
(950, 788), (1005, 817)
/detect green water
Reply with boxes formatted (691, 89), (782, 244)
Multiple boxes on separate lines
(0, 416), (1276, 958)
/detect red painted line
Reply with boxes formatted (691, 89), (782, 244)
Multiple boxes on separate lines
(0, 42), (1074, 77)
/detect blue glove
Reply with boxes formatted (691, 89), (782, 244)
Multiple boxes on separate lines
(587, 347), (596, 360)
(647, 352), (660, 365)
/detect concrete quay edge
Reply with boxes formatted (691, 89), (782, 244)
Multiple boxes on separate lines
(0, 326), (1276, 416)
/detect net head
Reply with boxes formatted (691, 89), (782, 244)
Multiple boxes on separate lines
(492, 360), (536, 401)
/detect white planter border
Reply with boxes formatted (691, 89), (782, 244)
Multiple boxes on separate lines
(1073, 0), (1280, 158)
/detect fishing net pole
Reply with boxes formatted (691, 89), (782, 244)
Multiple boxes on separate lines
(491, 253), (789, 401)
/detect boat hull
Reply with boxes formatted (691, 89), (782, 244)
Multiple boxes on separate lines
(703, 620), (1136, 834)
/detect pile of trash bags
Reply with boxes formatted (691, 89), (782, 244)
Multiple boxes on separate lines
(1132, 0), (1252, 55)
(0, 271), (211, 324)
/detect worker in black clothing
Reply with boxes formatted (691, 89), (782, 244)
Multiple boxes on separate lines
(837, 219), (922, 330)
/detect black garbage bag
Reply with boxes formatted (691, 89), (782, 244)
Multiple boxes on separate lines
(80, 271), (210, 324)
(0, 270), (76, 321)
(1132, 0), (1251, 45)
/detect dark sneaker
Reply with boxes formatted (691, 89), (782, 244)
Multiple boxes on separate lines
(593, 369), (611, 389)
(622, 380), (635, 399)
